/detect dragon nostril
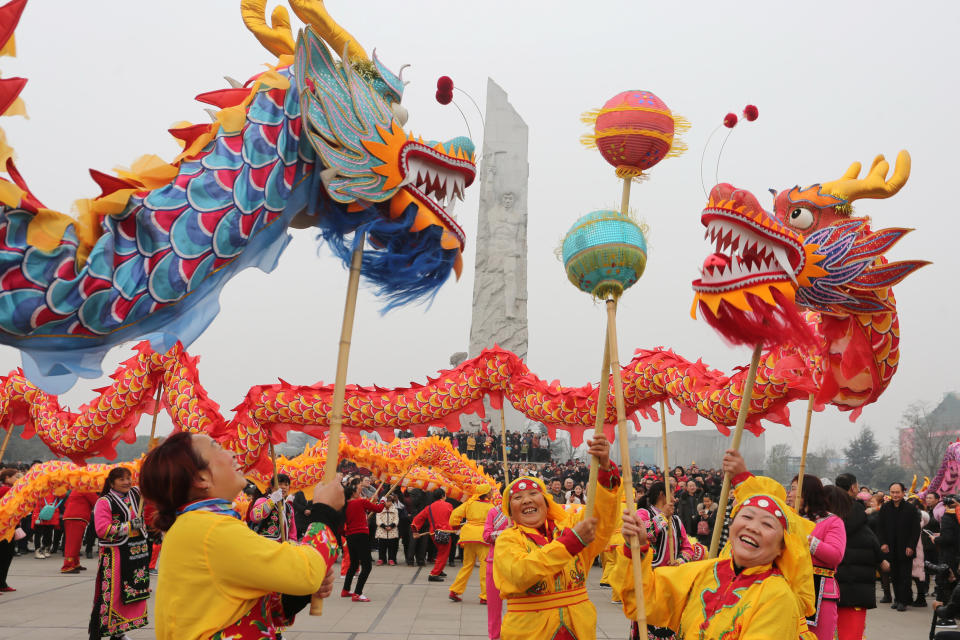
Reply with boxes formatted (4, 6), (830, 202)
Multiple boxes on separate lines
(703, 254), (731, 270)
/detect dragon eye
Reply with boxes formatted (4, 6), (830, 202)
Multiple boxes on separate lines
(787, 207), (814, 230)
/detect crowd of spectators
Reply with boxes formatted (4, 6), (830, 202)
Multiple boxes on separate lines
(13, 440), (960, 637)
(397, 426), (553, 462)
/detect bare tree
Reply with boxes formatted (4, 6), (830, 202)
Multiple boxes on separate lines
(902, 401), (953, 478)
(803, 445), (838, 480)
(765, 443), (794, 484)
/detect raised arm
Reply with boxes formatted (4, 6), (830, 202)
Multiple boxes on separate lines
(209, 519), (333, 596)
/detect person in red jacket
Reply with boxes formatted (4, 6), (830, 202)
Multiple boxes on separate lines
(412, 488), (454, 582)
(0, 468), (21, 592)
(31, 491), (62, 559)
(61, 490), (98, 573)
(341, 482), (385, 602)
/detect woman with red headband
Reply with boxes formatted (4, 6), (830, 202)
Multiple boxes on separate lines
(616, 449), (817, 639)
(493, 433), (620, 640)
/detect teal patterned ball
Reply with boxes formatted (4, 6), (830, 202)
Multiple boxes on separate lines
(562, 210), (647, 298)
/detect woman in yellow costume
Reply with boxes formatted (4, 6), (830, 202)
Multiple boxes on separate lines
(494, 433), (620, 640)
(616, 449), (816, 640)
(449, 485), (495, 603)
(140, 432), (343, 640)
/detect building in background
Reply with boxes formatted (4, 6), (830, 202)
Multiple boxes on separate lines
(899, 392), (960, 469)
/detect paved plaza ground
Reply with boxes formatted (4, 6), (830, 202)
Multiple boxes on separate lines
(0, 552), (944, 639)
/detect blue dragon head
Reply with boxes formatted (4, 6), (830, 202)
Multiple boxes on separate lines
(279, 3), (476, 309)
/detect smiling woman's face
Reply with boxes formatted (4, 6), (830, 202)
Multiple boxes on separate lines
(191, 434), (247, 501)
(728, 505), (784, 568)
(510, 487), (548, 528)
(111, 472), (132, 493)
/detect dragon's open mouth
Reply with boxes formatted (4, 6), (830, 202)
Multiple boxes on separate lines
(399, 138), (475, 248)
(692, 184), (805, 295)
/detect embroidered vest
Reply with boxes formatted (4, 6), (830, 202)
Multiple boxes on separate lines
(99, 488), (141, 548)
(251, 500), (293, 541)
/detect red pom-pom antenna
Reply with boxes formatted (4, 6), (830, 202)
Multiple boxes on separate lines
(723, 113), (738, 129)
(435, 76), (455, 106)
(742, 105), (759, 121)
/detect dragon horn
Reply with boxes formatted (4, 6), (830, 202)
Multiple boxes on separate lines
(241, 0), (296, 57)
(288, 0), (369, 62)
(821, 150), (911, 205)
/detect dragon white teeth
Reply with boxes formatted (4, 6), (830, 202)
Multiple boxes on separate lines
(403, 151), (471, 214)
(771, 245), (797, 285)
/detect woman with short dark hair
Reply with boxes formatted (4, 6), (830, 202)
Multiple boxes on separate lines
(341, 481), (385, 602)
(89, 466), (149, 640)
(789, 474), (846, 640)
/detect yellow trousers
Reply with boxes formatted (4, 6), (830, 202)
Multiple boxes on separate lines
(602, 549), (627, 602)
(600, 549), (617, 584)
(450, 542), (488, 598)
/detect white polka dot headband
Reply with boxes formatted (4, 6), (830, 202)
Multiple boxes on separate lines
(509, 477), (544, 497)
(739, 495), (787, 529)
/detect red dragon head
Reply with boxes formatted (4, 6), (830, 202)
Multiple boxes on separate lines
(692, 151), (928, 346)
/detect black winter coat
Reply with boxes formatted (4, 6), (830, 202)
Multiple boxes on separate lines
(676, 493), (700, 535)
(878, 499), (921, 560)
(836, 502), (883, 609)
(940, 509), (960, 572)
(923, 506), (941, 563)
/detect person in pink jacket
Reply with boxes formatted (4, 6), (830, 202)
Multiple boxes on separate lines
(789, 474), (846, 640)
(482, 503), (509, 640)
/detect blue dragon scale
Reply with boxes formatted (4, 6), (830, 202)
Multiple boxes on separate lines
(0, 0), (476, 392)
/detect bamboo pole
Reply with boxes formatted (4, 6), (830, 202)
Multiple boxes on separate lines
(322, 237), (365, 482)
(135, 383), (165, 532)
(500, 402), (510, 485)
(708, 344), (764, 559)
(311, 235), (365, 617)
(0, 425), (13, 463)
(660, 400), (670, 482)
(660, 400), (674, 564)
(584, 328), (611, 520)
(794, 393), (815, 511)
(382, 464), (415, 502)
(147, 383), (164, 451)
(620, 177), (632, 216)
(607, 298), (646, 637)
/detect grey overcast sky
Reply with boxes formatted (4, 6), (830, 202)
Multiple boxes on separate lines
(0, 1), (956, 464)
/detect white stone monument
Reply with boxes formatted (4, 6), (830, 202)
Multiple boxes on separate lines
(468, 78), (528, 360)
